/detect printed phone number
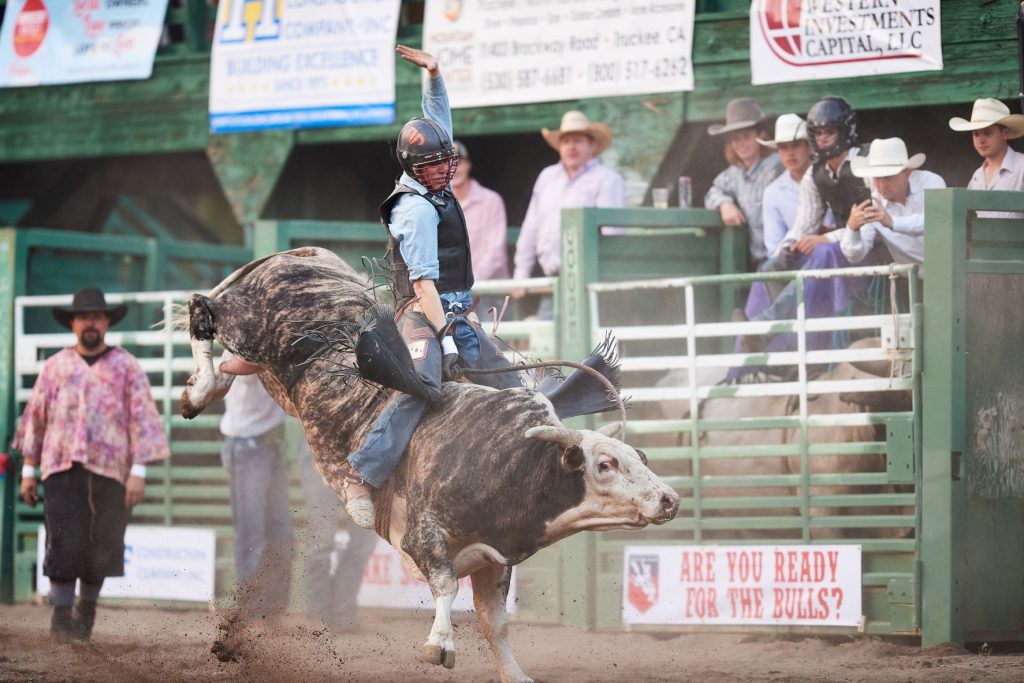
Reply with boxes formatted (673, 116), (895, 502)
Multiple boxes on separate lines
(480, 57), (687, 92)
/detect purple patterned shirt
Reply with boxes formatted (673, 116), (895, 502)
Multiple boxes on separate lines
(13, 347), (170, 483)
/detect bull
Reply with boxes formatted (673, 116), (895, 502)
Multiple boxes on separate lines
(180, 247), (679, 683)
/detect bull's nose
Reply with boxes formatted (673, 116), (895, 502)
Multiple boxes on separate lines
(660, 492), (680, 519)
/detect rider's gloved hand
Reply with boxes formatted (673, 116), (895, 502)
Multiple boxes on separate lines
(441, 335), (465, 381)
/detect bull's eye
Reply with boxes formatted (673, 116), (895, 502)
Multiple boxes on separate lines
(598, 458), (619, 473)
(635, 449), (648, 465)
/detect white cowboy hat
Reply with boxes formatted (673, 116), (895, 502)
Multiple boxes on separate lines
(850, 138), (926, 178)
(948, 98), (1024, 139)
(541, 111), (613, 154)
(757, 113), (808, 149)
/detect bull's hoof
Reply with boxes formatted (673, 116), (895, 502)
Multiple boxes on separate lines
(180, 390), (201, 419)
(422, 644), (455, 669)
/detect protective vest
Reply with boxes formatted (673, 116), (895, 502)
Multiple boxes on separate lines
(811, 144), (871, 229)
(380, 183), (474, 303)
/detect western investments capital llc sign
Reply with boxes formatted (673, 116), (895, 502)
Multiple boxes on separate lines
(750, 0), (942, 85)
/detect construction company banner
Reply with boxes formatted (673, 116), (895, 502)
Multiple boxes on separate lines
(623, 545), (862, 627)
(422, 0), (695, 109)
(209, 0), (401, 133)
(750, 0), (942, 85)
(357, 537), (517, 611)
(0, 0), (170, 88)
(37, 526), (216, 603)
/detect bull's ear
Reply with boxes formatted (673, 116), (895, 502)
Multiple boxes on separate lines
(560, 445), (585, 473)
(634, 448), (648, 465)
(598, 421), (623, 438)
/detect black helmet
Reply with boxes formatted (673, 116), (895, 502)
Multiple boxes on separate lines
(806, 96), (859, 163)
(396, 118), (458, 191)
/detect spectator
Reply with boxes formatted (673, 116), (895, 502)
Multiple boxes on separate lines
(842, 137), (946, 274)
(451, 139), (509, 318)
(297, 435), (376, 632)
(948, 98), (1024, 218)
(513, 110), (625, 319)
(704, 98), (784, 268)
(14, 287), (169, 643)
(219, 374), (294, 627)
(757, 113), (815, 260)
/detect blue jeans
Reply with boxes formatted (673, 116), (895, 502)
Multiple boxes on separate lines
(349, 291), (478, 487)
(221, 431), (294, 619)
(297, 437), (376, 630)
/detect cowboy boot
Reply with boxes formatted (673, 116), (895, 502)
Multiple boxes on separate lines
(50, 606), (75, 644)
(339, 463), (375, 530)
(73, 599), (98, 642)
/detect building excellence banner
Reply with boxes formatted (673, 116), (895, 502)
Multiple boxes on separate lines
(750, 0), (942, 85)
(423, 0), (695, 109)
(0, 0), (170, 88)
(623, 545), (862, 627)
(209, 0), (401, 133)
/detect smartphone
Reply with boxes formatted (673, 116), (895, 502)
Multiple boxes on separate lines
(853, 185), (872, 205)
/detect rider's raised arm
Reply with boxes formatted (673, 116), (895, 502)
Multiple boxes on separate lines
(396, 45), (453, 141)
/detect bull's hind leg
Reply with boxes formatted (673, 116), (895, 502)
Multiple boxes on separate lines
(472, 563), (532, 683)
(401, 515), (458, 669)
(182, 295), (239, 418)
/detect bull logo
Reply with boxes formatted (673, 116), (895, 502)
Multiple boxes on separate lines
(627, 555), (659, 613)
(404, 128), (426, 147)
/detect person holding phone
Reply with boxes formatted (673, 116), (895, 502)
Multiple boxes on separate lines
(842, 138), (946, 274)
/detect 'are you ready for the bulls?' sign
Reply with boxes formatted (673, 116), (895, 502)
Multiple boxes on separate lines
(750, 0), (942, 85)
(623, 545), (862, 627)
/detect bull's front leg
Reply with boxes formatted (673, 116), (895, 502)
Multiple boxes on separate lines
(472, 563), (532, 683)
(181, 294), (218, 419)
(401, 515), (458, 669)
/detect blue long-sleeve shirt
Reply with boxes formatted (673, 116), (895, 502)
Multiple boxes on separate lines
(388, 75), (455, 284)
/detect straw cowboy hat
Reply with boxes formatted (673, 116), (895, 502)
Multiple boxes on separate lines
(52, 287), (127, 329)
(707, 98), (767, 136)
(850, 138), (925, 178)
(757, 113), (808, 149)
(541, 111), (613, 154)
(948, 98), (1024, 138)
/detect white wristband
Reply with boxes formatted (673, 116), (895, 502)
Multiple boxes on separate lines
(441, 336), (458, 355)
(130, 464), (147, 479)
(22, 464), (37, 479)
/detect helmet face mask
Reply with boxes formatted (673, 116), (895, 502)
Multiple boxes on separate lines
(397, 118), (458, 192)
(806, 96), (859, 163)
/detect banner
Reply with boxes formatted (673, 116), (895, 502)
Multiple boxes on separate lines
(423, 0), (695, 109)
(209, 0), (401, 133)
(750, 0), (942, 85)
(0, 0), (169, 88)
(356, 537), (516, 611)
(37, 526), (216, 603)
(623, 545), (862, 627)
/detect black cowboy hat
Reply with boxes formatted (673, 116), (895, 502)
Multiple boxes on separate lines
(52, 287), (127, 329)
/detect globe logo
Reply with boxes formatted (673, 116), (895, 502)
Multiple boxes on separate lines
(757, 0), (805, 65)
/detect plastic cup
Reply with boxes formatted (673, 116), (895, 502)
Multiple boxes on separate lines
(652, 187), (670, 209)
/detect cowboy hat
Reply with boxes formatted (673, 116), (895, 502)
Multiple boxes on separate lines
(850, 138), (926, 178)
(757, 113), (808, 149)
(52, 287), (127, 329)
(948, 98), (1024, 139)
(707, 98), (767, 136)
(541, 111), (613, 154)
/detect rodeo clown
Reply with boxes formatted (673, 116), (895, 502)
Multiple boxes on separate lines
(337, 45), (488, 529)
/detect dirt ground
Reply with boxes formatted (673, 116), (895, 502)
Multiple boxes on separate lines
(1, 604), (1022, 682)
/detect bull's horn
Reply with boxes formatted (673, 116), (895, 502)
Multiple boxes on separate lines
(598, 421), (623, 437)
(525, 425), (582, 447)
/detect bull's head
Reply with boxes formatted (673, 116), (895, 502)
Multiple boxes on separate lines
(526, 422), (680, 534)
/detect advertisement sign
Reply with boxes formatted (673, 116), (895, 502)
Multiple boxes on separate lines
(37, 526), (216, 603)
(209, 0), (401, 133)
(750, 0), (942, 85)
(0, 0), (170, 88)
(623, 545), (862, 627)
(356, 537), (516, 611)
(423, 0), (695, 109)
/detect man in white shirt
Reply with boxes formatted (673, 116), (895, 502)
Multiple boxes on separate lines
(512, 110), (625, 318)
(842, 138), (946, 274)
(949, 98), (1024, 218)
(758, 113), (815, 263)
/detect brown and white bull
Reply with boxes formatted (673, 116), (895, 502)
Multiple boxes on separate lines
(181, 247), (679, 683)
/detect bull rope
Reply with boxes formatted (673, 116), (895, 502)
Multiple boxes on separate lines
(462, 360), (628, 432)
